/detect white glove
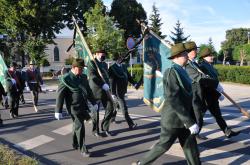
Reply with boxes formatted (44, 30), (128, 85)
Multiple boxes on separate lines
(216, 83), (224, 93)
(25, 86), (30, 92)
(189, 123), (199, 135)
(54, 112), (62, 120)
(102, 83), (109, 91)
(219, 94), (224, 101)
(11, 79), (16, 85)
(40, 84), (46, 92)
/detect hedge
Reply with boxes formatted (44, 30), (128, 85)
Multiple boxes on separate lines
(128, 65), (250, 85)
(215, 65), (250, 84)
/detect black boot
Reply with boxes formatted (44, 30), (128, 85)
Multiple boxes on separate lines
(225, 128), (241, 138)
(0, 119), (3, 126)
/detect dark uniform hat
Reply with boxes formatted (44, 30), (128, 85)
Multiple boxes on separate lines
(184, 41), (199, 52)
(72, 58), (85, 68)
(95, 49), (106, 54)
(10, 61), (18, 67)
(113, 53), (123, 61)
(168, 43), (187, 59)
(200, 47), (213, 58)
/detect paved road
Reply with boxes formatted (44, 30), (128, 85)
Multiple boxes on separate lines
(0, 83), (249, 165)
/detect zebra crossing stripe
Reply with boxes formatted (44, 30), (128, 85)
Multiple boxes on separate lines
(52, 124), (72, 135)
(14, 135), (54, 150)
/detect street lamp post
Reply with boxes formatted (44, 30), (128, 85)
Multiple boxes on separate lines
(248, 32), (250, 44)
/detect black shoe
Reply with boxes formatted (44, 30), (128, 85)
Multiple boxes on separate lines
(131, 161), (141, 165)
(196, 134), (208, 140)
(21, 100), (25, 104)
(0, 119), (3, 127)
(5, 103), (9, 109)
(72, 145), (78, 150)
(226, 130), (241, 138)
(103, 131), (113, 137)
(81, 151), (91, 157)
(93, 132), (103, 138)
(129, 123), (137, 130)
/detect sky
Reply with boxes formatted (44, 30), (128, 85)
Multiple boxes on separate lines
(59, 0), (250, 51)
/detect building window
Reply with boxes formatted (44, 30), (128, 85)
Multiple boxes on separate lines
(54, 46), (60, 61)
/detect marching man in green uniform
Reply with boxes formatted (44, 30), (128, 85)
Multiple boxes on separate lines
(108, 53), (137, 129)
(184, 41), (219, 140)
(0, 81), (7, 126)
(132, 43), (201, 165)
(88, 49), (115, 137)
(199, 48), (240, 138)
(55, 58), (98, 157)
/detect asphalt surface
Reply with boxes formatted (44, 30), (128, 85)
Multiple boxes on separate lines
(0, 83), (250, 165)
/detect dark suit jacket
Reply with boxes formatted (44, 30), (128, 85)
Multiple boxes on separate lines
(161, 65), (195, 129)
(108, 63), (135, 97)
(55, 71), (96, 117)
(87, 59), (110, 100)
(185, 60), (219, 110)
(199, 60), (221, 104)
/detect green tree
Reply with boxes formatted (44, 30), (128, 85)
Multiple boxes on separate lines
(109, 0), (147, 39)
(221, 28), (250, 64)
(170, 20), (190, 44)
(233, 44), (250, 66)
(221, 28), (250, 50)
(0, 0), (65, 66)
(149, 3), (166, 39)
(84, 0), (125, 58)
(61, 0), (97, 31)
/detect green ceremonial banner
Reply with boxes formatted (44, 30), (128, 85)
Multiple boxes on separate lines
(73, 20), (94, 75)
(143, 31), (172, 112)
(0, 53), (8, 89)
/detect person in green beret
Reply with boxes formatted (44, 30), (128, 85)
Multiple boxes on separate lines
(54, 58), (98, 157)
(108, 53), (138, 129)
(132, 43), (201, 165)
(184, 41), (220, 140)
(199, 47), (240, 138)
(87, 49), (115, 137)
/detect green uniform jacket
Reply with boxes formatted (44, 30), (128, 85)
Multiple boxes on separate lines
(87, 59), (110, 100)
(199, 60), (221, 101)
(185, 60), (219, 106)
(162, 64), (195, 129)
(55, 71), (96, 117)
(108, 63), (135, 97)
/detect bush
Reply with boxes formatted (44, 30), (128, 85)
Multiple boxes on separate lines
(215, 65), (250, 84)
(0, 144), (38, 165)
(128, 67), (143, 83)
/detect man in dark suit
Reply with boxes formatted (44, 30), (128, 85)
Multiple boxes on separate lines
(199, 48), (240, 138)
(25, 60), (43, 108)
(7, 62), (23, 117)
(88, 49), (114, 137)
(184, 41), (219, 140)
(108, 53), (137, 129)
(133, 43), (201, 165)
(55, 58), (97, 157)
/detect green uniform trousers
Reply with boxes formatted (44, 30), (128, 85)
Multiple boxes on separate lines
(72, 113), (87, 152)
(140, 127), (201, 165)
